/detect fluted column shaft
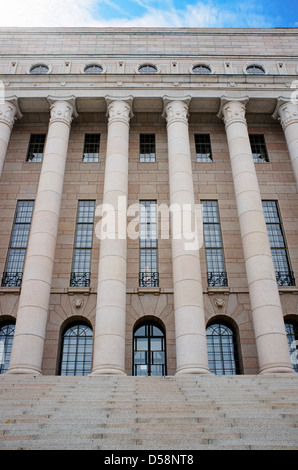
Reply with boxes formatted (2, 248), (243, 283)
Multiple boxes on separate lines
(8, 99), (76, 375)
(91, 98), (132, 376)
(273, 100), (298, 186)
(0, 100), (19, 179)
(220, 98), (293, 374)
(164, 98), (210, 375)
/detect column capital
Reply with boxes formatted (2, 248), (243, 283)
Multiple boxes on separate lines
(162, 96), (191, 126)
(0, 96), (22, 129)
(272, 98), (298, 130)
(105, 96), (133, 126)
(47, 96), (78, 127)
(217, 96), (249, 128)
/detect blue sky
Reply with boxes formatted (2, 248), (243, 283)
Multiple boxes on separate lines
(0, 0), (297, 28)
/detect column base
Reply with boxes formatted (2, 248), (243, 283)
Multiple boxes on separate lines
(91, 366), (127, 376)
(6, 367), (42, 376)
(176, 365), (211, 375)
(259, 365), (295, 375)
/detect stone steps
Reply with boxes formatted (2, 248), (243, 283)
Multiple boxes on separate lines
(0, 374), (298, 450)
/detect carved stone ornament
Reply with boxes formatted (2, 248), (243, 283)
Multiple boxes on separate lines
(214, 297), (225, 309)
(49, 100), (75, 127)
(107, 99), (132, 126)
(0, 101), (18, 129)
(73, 298), (84, 309)
(274, 101), (298, 130)
(221, 100), (247, 128)
(163, 99), (189, 126)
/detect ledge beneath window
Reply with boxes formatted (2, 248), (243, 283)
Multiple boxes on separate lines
(0, 287), (21, 295)
(207, 286), (230, 295)
(67, 287), (91, 296)
(137, 287), (161, 296)
(278, 286), (298, 294)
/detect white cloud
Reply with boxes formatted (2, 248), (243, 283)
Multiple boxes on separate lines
(0, 0), (274, 28)
(0, 0), (98, 27)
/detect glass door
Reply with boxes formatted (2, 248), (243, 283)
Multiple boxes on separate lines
(133, 322), (166, 376)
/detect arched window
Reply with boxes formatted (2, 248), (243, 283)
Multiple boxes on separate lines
(84, 64), (103, 74)
(29, 64), (50, 74)
(138, 64), (158, 74)
(192, 64), (212, 75)
(206, 322), (240, 375)
(59, 323), (93, 376)
(0, 323), (15, 374)
(245, 64), (265, 75)
(133, 321), (166, 376)
(285, 320), (298, 373)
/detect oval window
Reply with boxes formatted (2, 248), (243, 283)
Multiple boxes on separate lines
(30, 64), (50, 75)
(84, 64), (104, 74)
(138, 64), (158, 74)
(246, 65), (265, 75)
(192, 64), (211, 75)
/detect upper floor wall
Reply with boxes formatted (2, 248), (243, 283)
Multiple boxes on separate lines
(0, 27), (297, 76)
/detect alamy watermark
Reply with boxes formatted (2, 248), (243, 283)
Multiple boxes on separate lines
(94, 198), (204, 251)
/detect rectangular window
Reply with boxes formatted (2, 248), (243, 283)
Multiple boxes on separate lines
(195, 134), (213, 162)
(140, 134), (156, 162)
(249, 134), (269, 163)
(1, 201), (34, 287)
(202, 200), (228, 287)
(82, 134), (100, 162)
(262, 200), (295, 286)
(70, 201), (95, 287)
(139, 200), (159, 287)
(26, 134), (46, 162)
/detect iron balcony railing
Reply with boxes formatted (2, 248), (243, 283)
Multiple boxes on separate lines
(1, 272), (23, 287)
(207, 271), (228, 287)
(70, 272), (90, 288)
(139, 272), (159, 288)
(276, 270), (296, 287)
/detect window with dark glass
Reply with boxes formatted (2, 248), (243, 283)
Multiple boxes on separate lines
(140, 134), (156, 162)
(202, 200), (228, 287)
(195, 134), (213, 162)
(139, 200), (159, 287)
(285, 320), (298, 372)
(2, 201), (34, 287)
(59, 323), (93, 376)
(249, 134), (269, 163)
(26, 134), (46, 162)
(82, 134), (100, 162)
(0, 323), (15, 374)
(133, 321), (166, 376)
(206, 322), (240, 375)
(70, 201), (95, 288)
(262, 200), (295, 286)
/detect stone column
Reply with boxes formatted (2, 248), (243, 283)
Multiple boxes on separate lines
(91, 97), (133, 376)
(0, 97), (22, 180)
(163, 97), (210, 375)
(219, 97), (293, 374)
(273, 99), (298, 186)
(8, 97), (77, 375)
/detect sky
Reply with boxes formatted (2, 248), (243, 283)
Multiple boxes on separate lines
(0, 0), (297, 29)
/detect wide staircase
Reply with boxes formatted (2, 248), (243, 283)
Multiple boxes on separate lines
(0, 374), (298, 450)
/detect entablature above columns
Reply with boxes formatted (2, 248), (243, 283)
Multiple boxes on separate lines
(2, 88), (297, 121)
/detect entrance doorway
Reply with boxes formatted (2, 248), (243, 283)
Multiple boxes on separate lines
(133, 321), (167, 376)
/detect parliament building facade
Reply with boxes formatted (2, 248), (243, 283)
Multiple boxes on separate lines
(0, 27), (297, 378)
